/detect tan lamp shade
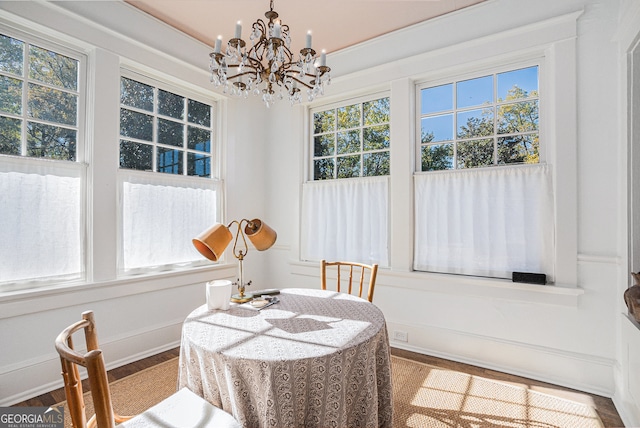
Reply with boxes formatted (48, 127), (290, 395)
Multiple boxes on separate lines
(245, 219), (277, 251)
(192, 223), (233, 261)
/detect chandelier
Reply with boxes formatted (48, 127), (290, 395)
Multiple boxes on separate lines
(209, 0), (331, 107)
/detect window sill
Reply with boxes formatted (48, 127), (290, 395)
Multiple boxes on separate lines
(290, 260), (583, 307)
(0, 263), (237, 319)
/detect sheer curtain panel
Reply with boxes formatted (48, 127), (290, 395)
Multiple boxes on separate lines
(301, 177), (389, 266)
(0, 158), (84, 287)
(120, 172), (220, 272)
(414, 164), (554, 280)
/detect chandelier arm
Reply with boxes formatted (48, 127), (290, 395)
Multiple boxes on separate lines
(245, 48), (264, 65)
(297, 72), (326, 79)
(228, 70), (259, 81)
(274, 44), (294, 60)
(251, 20), (268, 38)
(300, 66), (332, 78)
(245, 56), (265, 69)
(226, 63), (258, 74)
(286, 75), (314, 90)
(255, 36), (293, 58)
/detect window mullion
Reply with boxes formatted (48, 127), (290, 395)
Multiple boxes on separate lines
(452, 81), (458, 168)
(359, 103), (364, 177)
(182, 97), (189, 175)
(493, 74), (498, 165)
(20, 42), (28, 156)
(333, 108), (338, 179)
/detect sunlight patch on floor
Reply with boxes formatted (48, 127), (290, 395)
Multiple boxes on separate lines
(404, 366), (602, 428)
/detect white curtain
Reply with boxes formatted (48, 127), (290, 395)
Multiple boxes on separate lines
(301, 177), (389, 266)
(0, 158), (84, 285)
(414, 164), (554, 280)
(120, 171), (220, 271)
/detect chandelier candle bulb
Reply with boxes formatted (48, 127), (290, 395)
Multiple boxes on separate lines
(214, 36), (222, 53)
(235, 21), (242, 38)
(320, 50), (326, 67)
(306, 31), (312, 48)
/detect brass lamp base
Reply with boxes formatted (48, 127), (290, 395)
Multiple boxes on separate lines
(231, 293), (253, 303)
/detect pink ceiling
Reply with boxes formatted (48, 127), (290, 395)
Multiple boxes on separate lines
(125, 0), (487, 56)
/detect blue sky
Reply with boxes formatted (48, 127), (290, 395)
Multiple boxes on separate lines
(420, 66), (538, 142)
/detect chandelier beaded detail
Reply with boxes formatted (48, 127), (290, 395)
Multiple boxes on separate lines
(209, 0), (331, 107)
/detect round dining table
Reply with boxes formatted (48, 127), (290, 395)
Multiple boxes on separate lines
(178, 287), (393, 428)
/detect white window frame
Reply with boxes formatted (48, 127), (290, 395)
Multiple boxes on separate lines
(302, 92), (391, 266)
(0, 25), (87, 162)
(403, 40), (577, 290)
(412, 59), (552, 281)
(119, 70), (218, 179)
(117, 69), (223, 276)
(0, 23), (88, 291)
(415, 60), (543, 171)
(309, 92), (391, 181)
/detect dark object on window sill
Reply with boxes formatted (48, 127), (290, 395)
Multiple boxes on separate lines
(512, 272), (547, 285)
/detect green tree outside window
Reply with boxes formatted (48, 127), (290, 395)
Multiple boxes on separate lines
(0, 34), (79, 160)
(312, 97), (390, 180)
(420, 66), (539, 171)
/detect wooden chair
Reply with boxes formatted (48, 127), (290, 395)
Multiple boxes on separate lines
(320, 259), (379, 302)
(55, 310), (241, 428)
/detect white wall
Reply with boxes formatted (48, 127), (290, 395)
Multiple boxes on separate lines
(0, 1), (638, 426)
(261, 0), (640, 425)
(0, 1), (249, 405)
(615, 0), (640, 424)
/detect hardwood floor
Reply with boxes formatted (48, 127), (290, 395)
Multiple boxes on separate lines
(14, 347), (624, 427)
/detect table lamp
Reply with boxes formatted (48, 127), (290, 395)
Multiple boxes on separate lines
(193, 218), (277, 303)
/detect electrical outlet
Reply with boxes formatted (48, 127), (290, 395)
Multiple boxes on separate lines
(393, 330), (408, 342)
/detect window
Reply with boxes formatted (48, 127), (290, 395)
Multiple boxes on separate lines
(302, 95), (390, 266)
(414, 63), (554, 281)
(119, 76), (213, 177)
(419, 66), (539, 171)
(0, 30), (85, 290)
(0, 33), (80, 159)
(118, 74), (220, 274)
(312, 96), (390, 180)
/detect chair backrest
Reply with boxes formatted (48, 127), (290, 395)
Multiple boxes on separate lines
(320, 260), (379, 302)
(55, 311), (117, 428)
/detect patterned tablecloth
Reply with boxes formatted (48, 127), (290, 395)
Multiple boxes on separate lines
(178, 288), (393, 428)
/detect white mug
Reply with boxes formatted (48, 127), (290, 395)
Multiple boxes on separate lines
(206, 280), (232, 310)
